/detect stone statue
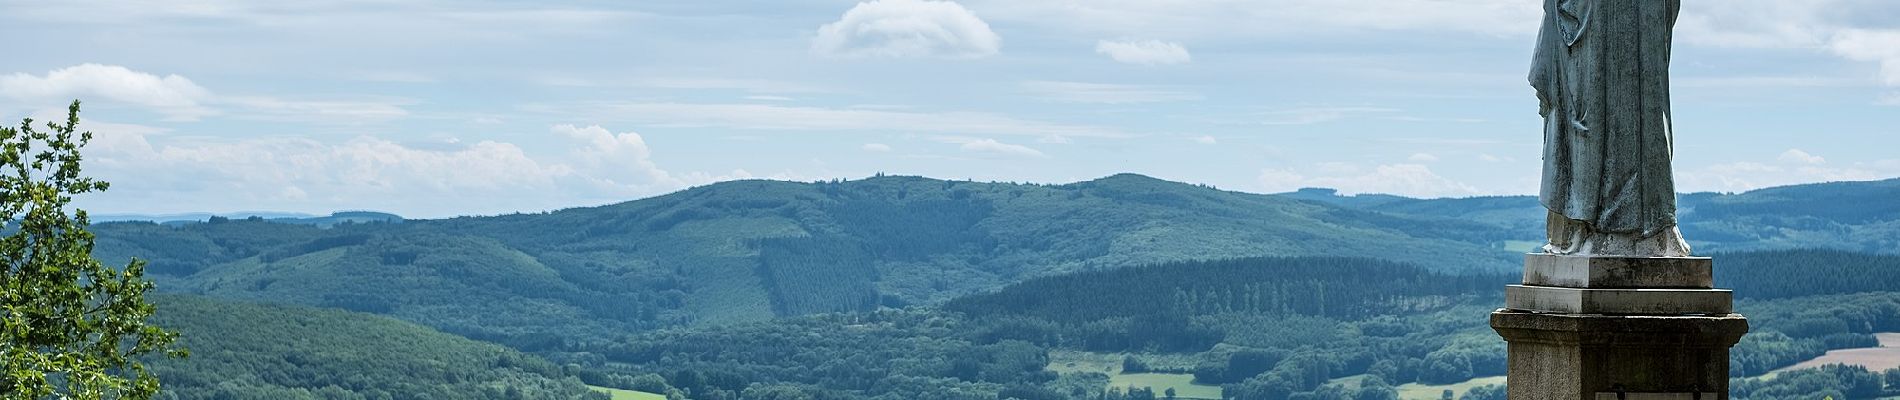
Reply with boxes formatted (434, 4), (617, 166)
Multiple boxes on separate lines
(1532, 0), (1691, 257)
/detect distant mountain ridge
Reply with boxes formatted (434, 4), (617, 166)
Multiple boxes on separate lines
(90, 174), (1900, 349)
(85, 174), (1900, 399)
(1278, 177), (1900, 254)
(94, 210), (403, 227)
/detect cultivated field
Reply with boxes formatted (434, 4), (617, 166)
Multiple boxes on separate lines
(1395, 376), (1507, 400)
(588, 385), (666, 400)
(1047, 351), (1224, 399)
(1775, 333), (1900, 374)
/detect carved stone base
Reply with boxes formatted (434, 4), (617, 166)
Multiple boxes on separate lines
(1491, 310), (1748, 400)
(1504, 285), (1731, 315)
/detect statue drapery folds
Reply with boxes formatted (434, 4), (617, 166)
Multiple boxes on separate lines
(1532, 0), (1691, 256)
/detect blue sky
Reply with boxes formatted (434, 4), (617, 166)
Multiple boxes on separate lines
(2, 0), (1897, 218)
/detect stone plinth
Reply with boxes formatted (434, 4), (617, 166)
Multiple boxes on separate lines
(1493, 310), (1748, 400)
(1492, 255), (1749, 400)
(1523, 254), (1712, 289)
(1504, 285), (1731, 315)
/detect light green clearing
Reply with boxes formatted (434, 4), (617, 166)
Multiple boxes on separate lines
(1395, 376), (1506, 400)
(588, 385), (667, 400)
(1047, 351), (1222, 399)
(1501, 240), (1543, 253)
(1109, 373), (1224, 400)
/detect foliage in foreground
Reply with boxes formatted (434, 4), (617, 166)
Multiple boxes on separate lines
(1, 101), (182, 399)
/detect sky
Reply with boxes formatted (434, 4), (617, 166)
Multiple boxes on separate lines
(2, 0), (1898, 218)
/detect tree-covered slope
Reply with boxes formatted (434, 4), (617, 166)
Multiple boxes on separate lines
(584, 250), (1900, 400)
(1290, 177), (1900, 254)
(95, 174), (1524, 338)
(91, 174), (1900, 356)
(591, 257), (1512, 400)
(146, 294), (603, 400)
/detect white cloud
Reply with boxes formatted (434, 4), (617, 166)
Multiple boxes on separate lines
(1679, 148), (1900, 193)
(813, 0), (1001, 59)
(1679, 161), (1895, 193)
(0, 64), (214, 120)
(1669, 1), (1900, 95)
(1257, 163), (1480, 198)
(962, 139), (1045, 158)
(351, 71), (436, 83)
(1674, 1), (1838, 49)
(223, 96), (412, 123)
(937, 137), (1046, 158)
(1, 64), (412, 123)
(1194, 135), (1217, 145)
(969, 0), (1540, 39)
(7, 2), (640, 47)
(1260, 106), (1398, 125)
(550, 124), (684, 193)
(550, 77), (829, 94)
(1021, 80), (1201, 103)
(529, 102), (1125, 138)
(74, 122), (734, 217)
(1094, 40), (1191, 65)
(863, 143), (893, 152)
(1778, 149), (1827, 165)
(1408, 153), (1439, 163)
(1828, 29), (1900, 86)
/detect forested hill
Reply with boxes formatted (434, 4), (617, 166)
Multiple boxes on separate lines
(1287, 177), (1900, 254)
(589, 251), (1900, 399)
(94, 174), (1522, 341)
(89, 174), (1900, 350)
(146, 294), (603, 400)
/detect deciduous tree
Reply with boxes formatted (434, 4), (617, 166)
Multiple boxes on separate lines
(1, 101), (184, 399)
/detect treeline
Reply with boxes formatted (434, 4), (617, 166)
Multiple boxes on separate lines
(1732, 292), (1900, 376)
(1718, 249), (1900, 300)
(92, 218), (330, 275)
(1687, 179), (1900, 225)
(1731, 365), (1900, 400)
(946, 257), (1507, 324)
(146, 294), (603, 400)
(754, 236), (881, 315)
(824, 197), (995, 261)
(587, 310), (1058, 400)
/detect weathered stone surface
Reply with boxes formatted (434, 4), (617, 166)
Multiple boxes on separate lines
(1593, 394), (1722, 400)
(1493, 310), (1748, 400)
(1534, 0), (1689, 256)
(1504, 285), (1731, 315)
(1522, 254), (1712, 289)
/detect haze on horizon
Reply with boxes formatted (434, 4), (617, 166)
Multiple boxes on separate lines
(3, 0), (1897, 218)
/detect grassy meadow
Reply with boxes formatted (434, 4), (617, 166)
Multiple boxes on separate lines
(588, 385), (666, 400)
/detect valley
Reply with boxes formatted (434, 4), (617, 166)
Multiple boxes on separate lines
(87, 174), (1900, 399)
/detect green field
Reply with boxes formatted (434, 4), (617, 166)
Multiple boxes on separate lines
(1047, 351), (1223, 399)
(1500, 240), (1543, 253)
(1109, 373), (1223, 399)
(588, 385), (667, 400)
(1395, 376), (1506, 400)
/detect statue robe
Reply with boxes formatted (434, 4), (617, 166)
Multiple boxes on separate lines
(1532, 0), (1689, 255)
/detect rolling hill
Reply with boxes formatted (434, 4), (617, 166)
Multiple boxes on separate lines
(146, 294), (602, 400)
(90, 174), (1900, 351)
(94, 174), (1525, 343)
(1291, 177), (1900, 254)
(80, 174), (1900, 399)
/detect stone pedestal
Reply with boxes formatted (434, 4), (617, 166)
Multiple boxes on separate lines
(1491, 255), (1749, 400)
